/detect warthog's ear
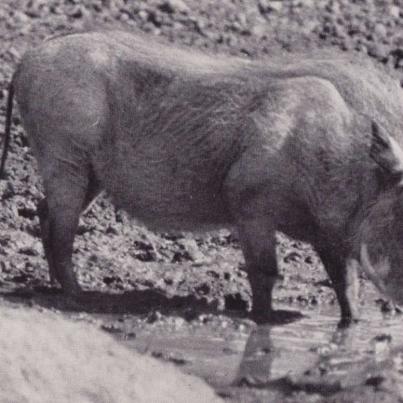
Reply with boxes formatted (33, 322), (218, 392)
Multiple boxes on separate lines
(370, 121), (403, 186)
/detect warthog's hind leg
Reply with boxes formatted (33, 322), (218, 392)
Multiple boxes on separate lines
(37, 199), (57, 286)
(37, 164), (100, 294)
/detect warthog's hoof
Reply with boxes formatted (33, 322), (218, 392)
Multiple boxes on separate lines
(62, 282), (83, 298)
(48, 274), (81, 296)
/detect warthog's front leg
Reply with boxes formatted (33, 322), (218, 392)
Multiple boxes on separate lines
(316, 244), (360, 325)
(236, 218), (279, 323)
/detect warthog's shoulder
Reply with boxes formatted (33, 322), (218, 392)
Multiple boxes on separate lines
(257, 50), (403, 137)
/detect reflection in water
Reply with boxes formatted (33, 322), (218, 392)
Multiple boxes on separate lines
(122, 304), (403, 393)
(235, 321), (323, 387)
(234, 306), (403, 389)
(235, 325), (276, 386)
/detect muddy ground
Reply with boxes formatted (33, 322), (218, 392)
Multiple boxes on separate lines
(2, 0), (403, 402)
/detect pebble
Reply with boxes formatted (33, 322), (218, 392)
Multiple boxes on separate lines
(251, 23), (267, 37)
(173, 317), (185, 329)
(258, 0), (283, 13)
(179, 238), (205, 263)
(159, 0), (189, 14)
(368, 43), (389, 61)
(284, 251), (301, 263)
(293, 0), (315, 7)
(374, 23), (387, 38)
(147, 310), (163, 323)
(389, 5), (400, 19)
(17, 245), (40, 257)
(12, 10), (30, 24)
(138, 9), (149, 21)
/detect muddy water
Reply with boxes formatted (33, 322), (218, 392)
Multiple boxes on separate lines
(103, 301), (403, 400)
(3, 262), (403, 400)
(4, 281), (403, 400)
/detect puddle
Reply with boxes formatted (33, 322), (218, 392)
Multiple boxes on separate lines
(120, 320), (248, 386)
(110, 303), (403, 396)
(5, 280), (403, 400)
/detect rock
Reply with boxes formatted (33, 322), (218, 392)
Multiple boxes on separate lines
(367, 43), (389, 62)
(159, 0), (189, 14)
(258, 0), (283, 13)
(325, 0), (340, 13)
(173, 317), (185, 329)
(17, 245), (40, 257)
(0, 182), (15, 199)
(12, 10), (30, 24)
(293, 0), (315, 7)
(0, 306), (221, 402)
(251, 23), (267, 37)
(100, 322), (125, 335)
(132, 239), (157, 262)
(119, 11), (130, 22)
(284, 251), (301, 263)
(147, 310), (163, 323)
(68, 5), (86, 19)
(179, 238), (205, 263)
(138, 9), (149, 21)
(389, 5), (400, 19)
(374, 23), (387, 38)
(268, 1), (283, 12)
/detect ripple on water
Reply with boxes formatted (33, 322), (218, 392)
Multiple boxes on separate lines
(117, 302), (403, 396)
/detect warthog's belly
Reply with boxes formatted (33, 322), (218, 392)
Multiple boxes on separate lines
(103, 156), (233, 230)
(112, 187), (232, 231)
(94, 124), (242, 231)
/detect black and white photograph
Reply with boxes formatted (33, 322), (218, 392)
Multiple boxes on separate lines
(2, 0), (403, 401)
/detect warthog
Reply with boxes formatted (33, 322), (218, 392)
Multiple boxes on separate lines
(2, 30), (403, 323)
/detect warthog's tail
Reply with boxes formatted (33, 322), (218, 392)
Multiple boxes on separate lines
(0, 81), (14, 179)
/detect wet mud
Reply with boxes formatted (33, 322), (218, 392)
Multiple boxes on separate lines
(3, 0), (403, 402)
(2, 234), (402, 402)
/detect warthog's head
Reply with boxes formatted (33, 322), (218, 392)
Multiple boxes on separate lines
(359, 122), (403, 304)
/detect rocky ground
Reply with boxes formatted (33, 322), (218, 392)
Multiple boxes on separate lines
(2, 0), (403, 402)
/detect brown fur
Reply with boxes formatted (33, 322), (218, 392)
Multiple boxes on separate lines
(6, 30), (403, 322)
